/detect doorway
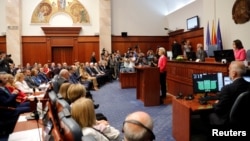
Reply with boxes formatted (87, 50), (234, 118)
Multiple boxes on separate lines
(52, 47), (73, 65)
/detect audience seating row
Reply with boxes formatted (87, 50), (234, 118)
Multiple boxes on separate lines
(45, 90), (96, 141)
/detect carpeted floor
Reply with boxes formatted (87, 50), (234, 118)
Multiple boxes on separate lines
(92, 80), (175, 141)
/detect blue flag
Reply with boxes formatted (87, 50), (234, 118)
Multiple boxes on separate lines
(217, 19), (223, 50)
(205, 21), (211, 51)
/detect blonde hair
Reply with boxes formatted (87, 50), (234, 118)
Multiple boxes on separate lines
(66, 83), (86, 103)
(58, 82), (72, 101)
(71, 97), (96, 128)
(5, 73), (15, 86)
(158, 47), (166, 55)
(14, 72), (25, 82)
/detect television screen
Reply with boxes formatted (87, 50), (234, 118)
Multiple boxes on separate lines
(192, 72), (224, 94)
(187, 16), (199, 30)
(214, 49), (235, 63)
(224, 76), (250, 86)
(166, 51), (173, 59)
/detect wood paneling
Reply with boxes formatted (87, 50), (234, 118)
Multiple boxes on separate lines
(0, 36), (6, 53)
(169, 28), (204, 51)
(112, 36), (169, 54)
(119, 72), (137, 88)
(20, 28), (202, 65)
(167, 60), (228, 96)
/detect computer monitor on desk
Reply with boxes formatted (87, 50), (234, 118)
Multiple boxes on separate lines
(224, 76), (250, 86)
(186, 51), (196, 61)
(192, 72), (224, 97)
(214, 49), (235, 63)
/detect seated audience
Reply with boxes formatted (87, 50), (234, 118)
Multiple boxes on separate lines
(0, 72), (30, 134)
(23, 68), (39, 88)
(79, 63), (99, 90)
(5, 73), (28, 103)
(66, 83), (87, 104)
(14, 72), (34, 94)
(58, 82), (72, 103)
(52, 69), (70, 94)
(71, 97), (120, 141)
(123, 111), (155, 141)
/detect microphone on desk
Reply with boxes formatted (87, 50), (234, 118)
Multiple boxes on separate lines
(34, 97), (39, 120)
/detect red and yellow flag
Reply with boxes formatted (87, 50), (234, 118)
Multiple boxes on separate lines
(211, 20), (217, 45)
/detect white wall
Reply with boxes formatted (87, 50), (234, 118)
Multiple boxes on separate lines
(166, 0), (203, 32)
(111, 0), (168, 36)
(168, 0), (250, 50)
(0, 0), (6, 36)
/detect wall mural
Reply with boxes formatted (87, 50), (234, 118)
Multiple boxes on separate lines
(31, 0), (90, 24)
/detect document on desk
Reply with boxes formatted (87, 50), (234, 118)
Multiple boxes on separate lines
(8, 128), (42, 141)
(28, 93), (45, 99)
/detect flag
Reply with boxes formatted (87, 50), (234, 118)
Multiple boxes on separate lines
(205, 21), (211, 50)
(216, 19), (223, 50)
(205, 21), (211, 52)
(211, 20), (217, 45)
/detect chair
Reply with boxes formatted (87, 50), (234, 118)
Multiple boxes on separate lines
(246, 49), (250, 62)
(56, 94), (71, 114)
(229, 91), (250, 130)
(58, 108), (83, 141)
(48, 90), (58, 107)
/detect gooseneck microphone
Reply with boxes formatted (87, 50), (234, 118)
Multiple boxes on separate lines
(34, 97), (42, 141)
(34, 97), (39, 120)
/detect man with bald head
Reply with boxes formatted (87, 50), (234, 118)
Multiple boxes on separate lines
(208, 61), (250, 126)
(123, 111), (155, 141)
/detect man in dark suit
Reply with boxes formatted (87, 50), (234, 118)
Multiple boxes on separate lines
(209, 61), (250, 126)
(52, 69), (69, 94)
(171, 40), (182, 59)
(0, 72), (30, 134)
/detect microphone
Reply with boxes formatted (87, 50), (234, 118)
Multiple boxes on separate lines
(34, 97), (39, 120)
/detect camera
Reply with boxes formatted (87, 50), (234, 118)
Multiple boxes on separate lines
(7, 54), (11, 57)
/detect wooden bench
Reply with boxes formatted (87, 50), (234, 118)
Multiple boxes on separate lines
(119, 72), (137, 89)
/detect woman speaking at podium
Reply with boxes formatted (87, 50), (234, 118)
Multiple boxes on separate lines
(158, 47), (167, 104)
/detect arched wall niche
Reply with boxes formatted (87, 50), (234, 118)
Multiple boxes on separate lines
(31, 0), (90, 24)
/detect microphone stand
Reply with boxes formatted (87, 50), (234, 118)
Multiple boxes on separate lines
(34, 97), (42, 141)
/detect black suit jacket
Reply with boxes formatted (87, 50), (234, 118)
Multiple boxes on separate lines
(211, 77), (250, 123)
(0, 87), (17, 108)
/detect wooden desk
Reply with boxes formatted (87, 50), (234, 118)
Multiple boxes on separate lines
(13, 114), (41, 132)
(172, 95), (214, 141)
(119, 72), (137, 88)
(167, 60), (229, 96)
(135, 66), (160, 106)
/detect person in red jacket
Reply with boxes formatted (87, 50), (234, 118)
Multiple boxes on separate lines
(158, 47), (167, 104)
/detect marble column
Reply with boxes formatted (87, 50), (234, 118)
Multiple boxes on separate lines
(99, 0), (111, 57)
(6, 0), (22, 66)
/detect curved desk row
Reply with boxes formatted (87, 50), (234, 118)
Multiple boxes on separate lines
(167, 60), (229, 96)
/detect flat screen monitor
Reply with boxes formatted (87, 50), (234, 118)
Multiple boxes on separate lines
(192, 72), (224, 94)
(186, 51), (197, 61)
(187, 15), (199, 30)
(166, 51), (173, 59)
(224, 76), (250, 86)
(214, 49), (235, 63)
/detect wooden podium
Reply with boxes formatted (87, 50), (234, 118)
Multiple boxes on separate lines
(134, 66), (160, 106)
